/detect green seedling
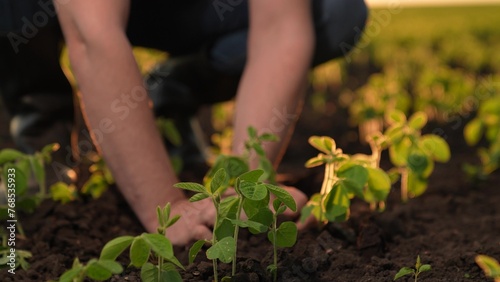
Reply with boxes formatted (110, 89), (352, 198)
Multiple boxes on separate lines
(176, 127), (296, 282)
(81, 154), (114, 199)
(384, 110), (450, 202)
(0, 144), (59, 219)
(301, 136), (390, 224)
(57, 203), (184, 282)
(476, 255), (500, 282)
(351, 132), (392, 211)
(57, 257), (123, 282)
(0, 229), (32, 272)
(394, 255), (431, 282)
(464, 98), (500, 179)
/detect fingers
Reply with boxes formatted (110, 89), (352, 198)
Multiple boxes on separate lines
(192, 225), (213, 242)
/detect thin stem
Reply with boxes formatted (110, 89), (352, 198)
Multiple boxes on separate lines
(272, 214), (278, 282)
(232, 196), (244, 277)
(212, 196), (220, 282)
(401, 167), (409, 202)
(158, 256), (163, 280)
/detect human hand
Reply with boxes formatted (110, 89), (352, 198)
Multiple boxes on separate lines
(165, 198), (215, 246)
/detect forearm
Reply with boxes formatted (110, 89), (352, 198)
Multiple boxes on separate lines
(233, 1), (314, 167)
(56, 1), (184, 232)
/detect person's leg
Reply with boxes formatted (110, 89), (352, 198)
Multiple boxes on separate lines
(0, 22), (73, 155)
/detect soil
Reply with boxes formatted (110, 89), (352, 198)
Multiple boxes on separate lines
(1, 99), (499, 282)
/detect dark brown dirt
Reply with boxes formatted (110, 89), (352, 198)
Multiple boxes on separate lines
(1, 99), (500, 282)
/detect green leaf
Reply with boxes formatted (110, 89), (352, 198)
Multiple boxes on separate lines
(365, 167), (391, 202)
(58, 266), (83, 282)
(3, 164), (28, 196)
(100, 236), (134, 260)
(385, 124), (405, 144)
(141, 262), (182, 282)
(420, 135), (450, 162)
(215, 218), (235, 240)
(259, 133), (279, 142)
(407, 153), (429, 175)
(206, 237), (236, 263)
(223, 156), (249, 180)
(210, 168), (227, 194)
(308, 136), (336, 154)
(419, 264), (432, 273)
(229, 219), (268, 233)
(130, 237), (150, 267)
(267, 221), (297, 248)
(264, 184), (297, 212)
(300, 204), (315, 223)
(189, 240), (206, 265)
(337, 163), (368, 197)
(81, 173), (108, 199)
(407, 171), (428, 198)
(385, 110), (406, 125)
(0, 148), (25, 165)
(476, 255), (500, 278)
(141, 234), (183, 269)
(173, 182), (207, 193)
(324, 184), (349, 222)
(408, 111), (428, 130)
(394, 267), (415, 280)
(464, 118), (484, 146)
(247, 126), (258, 139)
(389, 137), (412, 167)
(305, 155), (326, 168)
(248, 207), (273, 234)
(238, 169), (264, 182)
(239, 181), (268, 201)
(50, 182), (78, 204)
(86, 260), (114, 281)
(219, 196), (239, 219)
(189, 192), (210, 202)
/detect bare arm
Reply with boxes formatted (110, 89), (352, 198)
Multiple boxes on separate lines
(233, 0), (314, 168)
(55, 0), (212, 244)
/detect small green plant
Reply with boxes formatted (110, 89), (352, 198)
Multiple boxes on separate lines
(301, 136), (391, 225)
(384, 110), (450, 202)
(175, 127), (296, 282)
(57, 257), (123, 282)
(464, 98), (500, 179)
(476, 255), (500, 282)
(57, 203), (184, 282)
(394, 255), (431, 282)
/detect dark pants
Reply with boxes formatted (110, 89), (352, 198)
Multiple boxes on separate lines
(0, 0), (368, 152)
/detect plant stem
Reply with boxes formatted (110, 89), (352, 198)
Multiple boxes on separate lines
(232, 196), (244, 277)
(158, 256), (163, 281)
(212, 197), (220, 282)
(272, 215), (278, 282)
(401, 167), (409, 202)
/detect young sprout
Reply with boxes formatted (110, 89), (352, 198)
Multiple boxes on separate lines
(476, 255), (500, 282)
(394, 255), (431, 282)
(384, 110), (450, 202)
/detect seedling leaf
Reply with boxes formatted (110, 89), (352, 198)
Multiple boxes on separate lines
(230, 219), (267, 233)
(189, 192), (210, 202)
(419, 264), (432, 272)
(309, 136), (336, 154)
(100, 236), (134, 260)
(141, 233), (183, 269)
(86, 260), (115, 281)
(50, 182), (78, 204)
(141, 262), (183, 282)
(248, 207), (273, 233)
(408, 111), (428, 130)
(394, 267), (414, 280)
(239, 181), (268, 201)
(264, 184), (297, 212)
(210, 168), (227, 194)
(238, 169), (264, 182)
(3, 164), (28, 196)
(130, 237), (150, 267)
(173, 182), (206, 193)
(386, 110), (407, 125)
(476, 255), (500, 278)
(267, 221), (297, 248)
(420, 135), (450, 162)
(0, 148), (24, 165)
(189, 240), (206, 264)
(464, 118), (484, 146)
(59, 266), (83, 282)
(305, 154), (326, 168)
(206, 237), (236, 263)
(365, 167), (391, 201)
